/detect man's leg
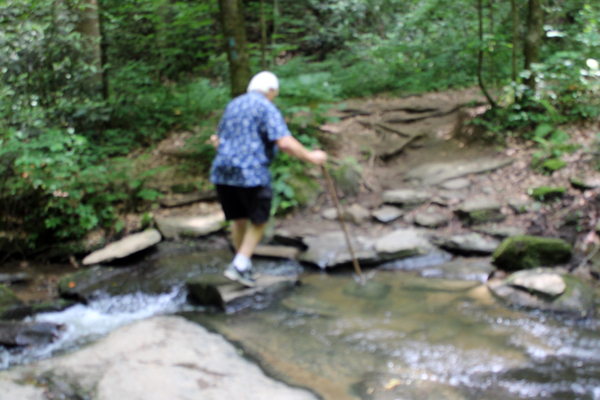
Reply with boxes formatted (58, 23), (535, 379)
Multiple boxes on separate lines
(237, 222), (267, 258)
(231, 219), (248, 251)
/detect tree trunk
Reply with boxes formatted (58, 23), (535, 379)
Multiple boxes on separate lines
(524, 0), (543, 91)
(75, 0), (103, 94)
(477, 0), (497, 108)
(272, 0), (279, 64)
(218, 0), (252, 97)
(260, 0), (267, 70)
(511, 0), (519, 82)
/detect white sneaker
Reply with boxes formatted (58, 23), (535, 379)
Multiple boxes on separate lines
(224, 264), (257, 287)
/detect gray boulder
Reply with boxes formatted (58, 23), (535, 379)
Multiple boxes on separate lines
(454, 197), (505, 225)
(343, 203), (370, 224)
(371, 206), (403, 223)
(0, 321), (62, 346)
(321, 207), (338, 220)
(82, 229), (162, 265)
(414, 212), (450, 228)
(491, 235), (572, 270)
(440, 178), (471, 190)
(473, 224), (527, 239)
(488, 268), (595, 317)
(155, 213), (225, 240)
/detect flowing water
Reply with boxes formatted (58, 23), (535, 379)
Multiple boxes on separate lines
(2, 252), (600, 400)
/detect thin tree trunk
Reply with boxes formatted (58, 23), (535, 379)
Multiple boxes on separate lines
(488, 0), (495, 82)
(271, 0), (278, 63)
(511, 0), (519, 82)
(76, 0), (103, 94)
(218, 0), (252, 97)
(260, 0), (267, 70)
(524, 0), (543, 91)
(478, 0), (497, 108)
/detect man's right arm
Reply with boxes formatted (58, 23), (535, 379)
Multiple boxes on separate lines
(276, 135), (327, 166)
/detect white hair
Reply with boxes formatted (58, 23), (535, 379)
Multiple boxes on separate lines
(247, 71), (279, 94)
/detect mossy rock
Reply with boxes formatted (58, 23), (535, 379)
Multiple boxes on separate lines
(0, 284), (23, 318)
(491, 235), (572, 270)
(528, 186), (566, 201)
(332, 161), (362, 197)
(287, 172), (322, 208)
(540, 158), (566, 173)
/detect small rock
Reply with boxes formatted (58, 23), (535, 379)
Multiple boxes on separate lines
(414, 212), (450, 228)
(155, 213), (225, 240)
(382, 189), (430, 208)
(371, 206), (403, 223)
(321, 208), (338, 220)
(440, 178), (471, 190)
(299, 232), (377, 269)
(374, 229), (433, 258)
(332, 161), (362, 197)
(570, 176), (600, 191)
(454, 197), (505, 225)
(343, 204), (370, 224)
(473, 225), (527, 239)
(509, 270), (566, 297)
(82, 229), (162, 265)
(528, 186), (566, 201)
(272, 229), (307, 248)
(508, 199), (532, 214)
(491, 235), (572, 270)
(434, 233), (500, 255)
(481, 186), (494, 195)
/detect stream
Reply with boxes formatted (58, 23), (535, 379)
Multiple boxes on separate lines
(2, 250), (600, 400)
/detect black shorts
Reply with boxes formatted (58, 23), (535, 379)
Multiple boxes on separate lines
(215, 185), (272, 224)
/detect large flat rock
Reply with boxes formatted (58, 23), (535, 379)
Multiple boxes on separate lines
(82, 229), (162, 265)
(0, 316), (318, 400)
(382, 189), (431, 207)
(186, 274), (298, 309)
(155, 212), (225, 239)
(405, 158), (513, 185)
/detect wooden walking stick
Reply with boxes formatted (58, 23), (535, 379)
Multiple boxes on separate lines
(322, 165), (364, 284)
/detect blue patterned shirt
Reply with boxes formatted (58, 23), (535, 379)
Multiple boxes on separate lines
(210, 92), (291, 187)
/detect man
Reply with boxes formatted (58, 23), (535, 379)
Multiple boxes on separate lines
(210, 71), (327, 287)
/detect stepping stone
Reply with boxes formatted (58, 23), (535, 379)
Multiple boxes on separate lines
(273, 229), (307, 248)
(382, 189), (430, 208)
(434, 233), (500, 255)
(454, 198), (505, 225)
(82, 229), (162, 265)
(373, 228), (433, 259)
(414, 212), (450, 228)
(299, 232), (378, 269)
(155, 213), (225, 239)
(254, 245), (300, 260)
(492, 236), (572, 270)
(406, 158), (513, 185)
(186, 274), (298, 309)
(440, 178), (471, 190)
(159, 191), (217, 208)
(0, 321), (62, 347)
(371, 206), (403, 223)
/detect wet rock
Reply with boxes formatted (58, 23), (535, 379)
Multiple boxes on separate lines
(382, 189), (430, 208)
(272, 229), (307, 248)
(488, 269), (595, 317)
(0, 273), (32, 285)
(1, 299), (76, 320)
(321, 207), (338, 220)
(401, 276), (481, 292)
(0, 284), (23, 317)
(343, 203), (370, 224)
(0, 321), (62, 346)
(491, 235), (572, 271)
(299, 232), (378, 269)
(454, 198), (505, 225)
(254, 245), (300, 260)
(405, 158), (513, 185)
(473, 224), (527, 239)
(0, 316), (318, 400)
(373, 229), (433, 260)
(420, 259), (495, 282)
(528, 186), (566, 201)
(414, 211), (450, 228)
(440, 178), (471, 190)
(186, 274), (298, 309)
(82, 229), (162, 265)
(332, 160), (362, 197)
(570, 176), (600, 191)
(434, 233), (500, 255)
(371, 206), (403, 223)
(155, 213), (225, 240)
(280, 296), (339, 318)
